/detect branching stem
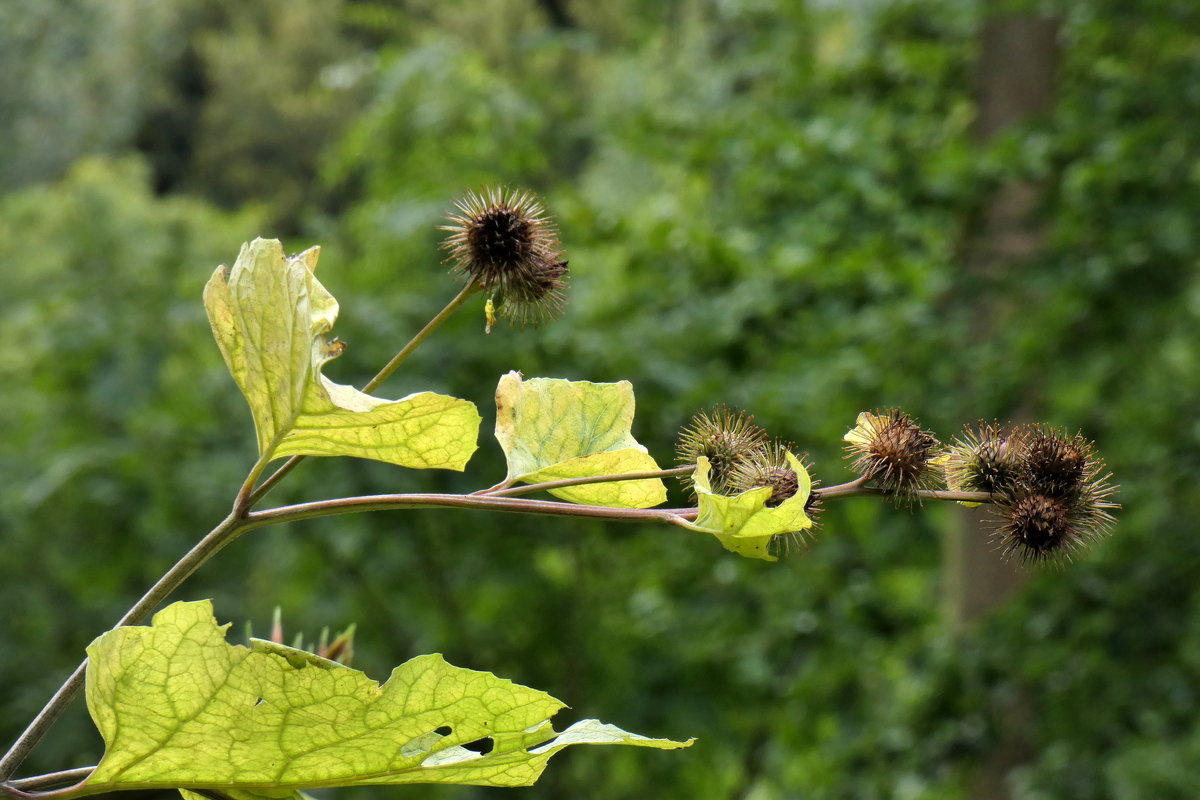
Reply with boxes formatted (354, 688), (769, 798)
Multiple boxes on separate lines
(0, 468), (995, 794)
(2, 279), (486, 786)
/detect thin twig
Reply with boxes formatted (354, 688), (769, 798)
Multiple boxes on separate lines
(8, 769), (92, 792)
(363, 281), (481, 394)
(810, 475), (866, 498)
(481, 465), (695, 497)
(815, 483), (994, 504)
(246, 493), (700, 529)
(232, 453), (272, 516)
(470, 478), (515, 496)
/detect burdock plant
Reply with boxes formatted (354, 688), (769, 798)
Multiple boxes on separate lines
(0, 187), (1118, 800)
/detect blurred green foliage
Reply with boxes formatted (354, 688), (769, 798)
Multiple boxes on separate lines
(2, 0), (1199, 798)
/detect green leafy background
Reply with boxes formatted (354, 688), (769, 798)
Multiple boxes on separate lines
(2, 1), (1199, 798)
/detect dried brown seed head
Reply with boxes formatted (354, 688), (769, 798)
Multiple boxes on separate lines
(943, 421), (1027, 495)
(997, 492), (1074, 561)
(729, 440), (806, 507)
(844, 409), (942, 505)
(441, 187), (568, 326)
(1020, 428), (1096, 500)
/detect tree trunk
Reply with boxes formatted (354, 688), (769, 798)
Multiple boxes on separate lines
(945, 8), (1061, 800)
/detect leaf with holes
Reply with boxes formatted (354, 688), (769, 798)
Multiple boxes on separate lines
(83, 601), (691, 794)
(204, 238), (479, 470)
(493, 371), (666, 508)
(679, 454), (813, 561)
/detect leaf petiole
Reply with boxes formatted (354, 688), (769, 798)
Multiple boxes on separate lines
(481, 465), (695, 497)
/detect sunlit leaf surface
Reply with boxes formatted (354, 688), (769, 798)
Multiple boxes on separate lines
(85, 601), (691, 792)
(204, 239), (479, 470)
(494, 371), (666, 508)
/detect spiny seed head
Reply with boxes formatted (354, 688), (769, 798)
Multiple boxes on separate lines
(763, 448), (820, 561)
(729, 440), (804, 507)
(1071, 479), (1120, 536)
(843, 409), (942, 505)
(441, 186), (567, 326)
(943, 421), (1027, 495)
(726, 440), (818, 558)
(1019, 428), (1097, 500)
(804, 484), (823, 529)
(495, 258), (569, 326)
(676, 406), (768, 497)
(992, 487), (1116, 563)
(996, 493), (1074, 562)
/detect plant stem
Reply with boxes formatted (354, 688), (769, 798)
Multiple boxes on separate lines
(8, 769), (92, 792)
(246, 494), (699, 529)
(811, 476), (866, 498)
(481, 465), (695, 497)
(246, 281), (481, 508)
(232, 454), (272, 515)
(363, 281), (482, 394)
(0, 514), (248, 782)
(815, 483), (994, 503)
(471, 478), (515, 495)
(241, 458), (298, 510)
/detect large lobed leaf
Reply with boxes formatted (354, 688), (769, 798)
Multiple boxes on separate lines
(204, 239), (479, 470)
(83, 601), (691, 795)
(493, 371), (667, 508)
(680, 454), (814, 561)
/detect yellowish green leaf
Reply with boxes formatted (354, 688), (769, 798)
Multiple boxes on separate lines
(493, 371), (666, 508)
(272, 378), (480, 469)
(204, 239), (479, 470)
(680, 454), (813, 561)
(85, 601), (690, 793)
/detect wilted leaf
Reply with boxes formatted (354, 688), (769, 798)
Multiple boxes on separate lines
(84, 601), (690, 793)
(493, 371), (666, 508)
(204, 239), (479, 470)
(680, 454), (813, 561)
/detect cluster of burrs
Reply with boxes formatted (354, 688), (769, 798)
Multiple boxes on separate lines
(677, 407), (1117, 563)
(676, 407), (822, 556)
(845, 411), (1118, 561)
(943, 421), (1117, 561)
